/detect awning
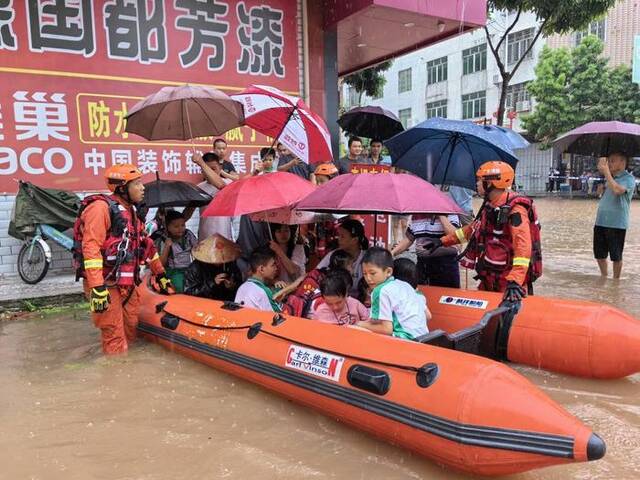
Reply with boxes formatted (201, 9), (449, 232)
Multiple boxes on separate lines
(324, 0), (487, 76)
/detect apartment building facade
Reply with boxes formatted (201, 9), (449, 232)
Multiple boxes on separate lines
(344, 10), (552, 193)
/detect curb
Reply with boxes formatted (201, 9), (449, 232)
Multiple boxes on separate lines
(0, 292), (86, 313)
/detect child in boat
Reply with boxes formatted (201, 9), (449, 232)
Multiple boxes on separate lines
(356, 277), (372, 310)
(357, 247), (430, 340)
(155, 209), (197, 293)
(235, 245), (282, 312)
(393, 258), (419, 290)
(311, 271), (369, 325)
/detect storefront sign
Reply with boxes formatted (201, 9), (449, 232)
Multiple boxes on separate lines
(0, 0), (300, 193)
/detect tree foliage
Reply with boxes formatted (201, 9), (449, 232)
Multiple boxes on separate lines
(342, 61), (392, 107)
(486, 0), (616, 125)
(523, 36), (640, 147)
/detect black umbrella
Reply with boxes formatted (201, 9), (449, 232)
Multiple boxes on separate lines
(143, 173), (212, 208)
(338, 106), (404, 140)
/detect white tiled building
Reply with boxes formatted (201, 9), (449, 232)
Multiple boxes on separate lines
(345, 11), (544, 132)
(343, 10), (553, 194)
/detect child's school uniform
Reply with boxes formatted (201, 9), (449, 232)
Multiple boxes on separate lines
(370, 277), (428, 339)
(235, 278), (281, 312)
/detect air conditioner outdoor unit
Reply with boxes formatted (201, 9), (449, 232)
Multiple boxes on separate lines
(516, 100), (531, 111)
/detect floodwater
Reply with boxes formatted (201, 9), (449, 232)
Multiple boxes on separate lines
(1, 198), (639, 480)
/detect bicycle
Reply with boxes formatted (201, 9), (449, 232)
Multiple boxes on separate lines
(17, 224), (74, 284)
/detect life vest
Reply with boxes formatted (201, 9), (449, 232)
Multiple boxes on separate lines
(460, 194), (542, 292)
(72, 194), (154, 287)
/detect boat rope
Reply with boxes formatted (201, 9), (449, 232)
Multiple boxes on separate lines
(158, 309), (430, 375)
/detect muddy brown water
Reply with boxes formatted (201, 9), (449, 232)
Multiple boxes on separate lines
(1, 198), (638, 480)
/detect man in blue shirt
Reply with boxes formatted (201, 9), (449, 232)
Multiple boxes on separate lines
(594, 152), (636, 279)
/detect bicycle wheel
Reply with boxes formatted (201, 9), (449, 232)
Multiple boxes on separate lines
(17, 241), (50, 284)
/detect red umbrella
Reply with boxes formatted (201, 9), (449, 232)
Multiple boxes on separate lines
(296, 173), (464, 215)
(232, 85), (332, 165)
(202, 172), (316, 217)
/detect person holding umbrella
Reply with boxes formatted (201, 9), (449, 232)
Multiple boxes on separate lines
(594, 152), (636, 279)
(195, 152), (232, 241)
(213, 138), (240, 181)
(427, 161), (542, 302)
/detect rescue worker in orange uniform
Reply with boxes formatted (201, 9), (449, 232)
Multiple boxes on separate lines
(74, 164), (173, 355)
(426, 161), (542, 303)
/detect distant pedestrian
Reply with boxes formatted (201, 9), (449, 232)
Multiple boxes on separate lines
(336, 136), (367, 174)
(213, 138), (240, 181)
(367, 138), (387, 165)
(593, 153), (636, 279)
(276, 143), (313, 180)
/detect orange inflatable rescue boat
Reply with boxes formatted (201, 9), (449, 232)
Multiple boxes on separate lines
(421, 286), (640, 379)
(137, 281), (605, 477)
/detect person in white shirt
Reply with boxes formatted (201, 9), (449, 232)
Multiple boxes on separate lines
(235, 246), (282, 312)
(356, 248), (430, 340)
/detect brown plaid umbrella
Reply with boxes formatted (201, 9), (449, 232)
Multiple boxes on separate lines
(125, 84), (244, 141)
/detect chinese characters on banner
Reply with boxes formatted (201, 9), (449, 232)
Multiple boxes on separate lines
(349, 163), (392, 248)
(0, 0), (299, 193)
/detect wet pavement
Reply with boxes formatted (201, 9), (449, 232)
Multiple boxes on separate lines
(0, 198), (639, 480)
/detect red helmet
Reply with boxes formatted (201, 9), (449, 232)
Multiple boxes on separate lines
(105, 164), (143, 192)
(476, 161), (514, 190)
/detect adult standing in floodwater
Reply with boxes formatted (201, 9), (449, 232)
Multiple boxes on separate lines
(74, 164), (173, 355)
(593, 152), (636, 279)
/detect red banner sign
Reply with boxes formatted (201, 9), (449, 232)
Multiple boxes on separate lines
(0, 0), (300, 193)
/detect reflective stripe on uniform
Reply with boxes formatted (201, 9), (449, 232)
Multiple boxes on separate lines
(84, 259), (103, 269)
(454, 228), (466, 243)
(512, 257), (530, 267)
(119, 272), (134, 277)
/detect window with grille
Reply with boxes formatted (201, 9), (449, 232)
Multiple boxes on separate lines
(462, 44), (487, 75)
(506, 28), (535, 66)
(462, 91), (486, 119)
(347, 86), (359, 107)
(426, 56), (448, 84)
(398, 108), (412, 128)
(575, 19), (606, 45)
(426, 100), (448, 118)
(398, 68), (412, 93)
(505, 82), (531, 110)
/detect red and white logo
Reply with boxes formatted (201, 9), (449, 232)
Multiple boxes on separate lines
(285, 345), (344, 382)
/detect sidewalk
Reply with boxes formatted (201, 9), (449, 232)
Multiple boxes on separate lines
(0, 272), (84, 309)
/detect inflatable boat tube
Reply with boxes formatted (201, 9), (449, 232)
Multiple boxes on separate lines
(421, 286), (640, 379)
(137, 282), (605, 477)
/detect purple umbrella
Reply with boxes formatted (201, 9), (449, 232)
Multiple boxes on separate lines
(553, 121), (640, 157)
(338, 106), (404, 140)
(296, 173), (463, 215)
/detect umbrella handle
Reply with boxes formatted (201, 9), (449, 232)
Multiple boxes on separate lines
(184, 100), (197, 155)
(266, 106), (298, 160)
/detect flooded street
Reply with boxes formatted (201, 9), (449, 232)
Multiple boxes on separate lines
(1, 198), (638, 480)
